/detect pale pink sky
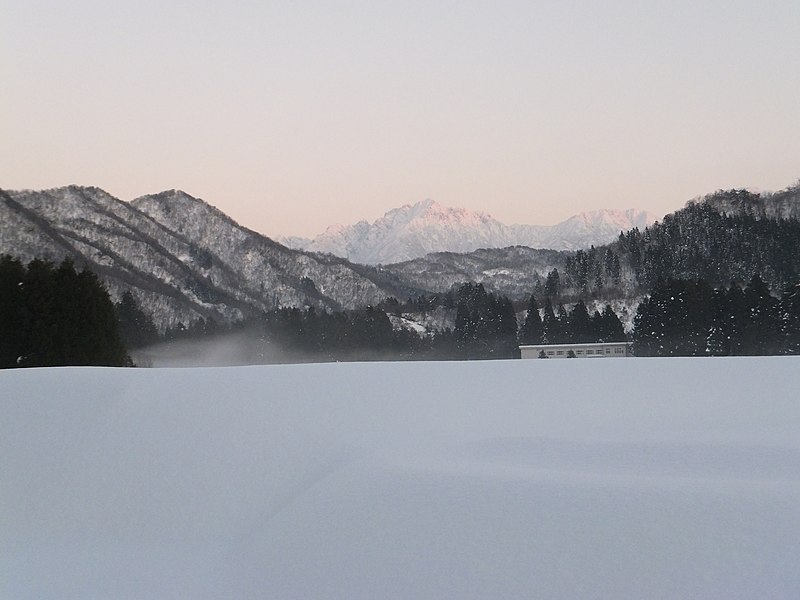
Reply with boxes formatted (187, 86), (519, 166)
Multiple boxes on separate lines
(2, 1), (799, 238)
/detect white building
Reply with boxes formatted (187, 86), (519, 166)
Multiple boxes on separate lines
(520, 342), (631, 359)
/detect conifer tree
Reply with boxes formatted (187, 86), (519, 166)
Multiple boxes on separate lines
(544, 269), (561, 299)
(519, 294), (544, 345)
(494, 296), (521, 358)
(555, 304), (569, 343)
(725, 282), (748, 355)
(1, 258), (129, 367)
(600, 305), (626, 342)
(743, 274), (781, 355)
(780, 283), (800, 354)
(707, 288), (730, 356)
(116, 291), (159, 349)
(0, 256), (30, 367)
(542, 298), (557, 344)
(569, 300), (593, 343)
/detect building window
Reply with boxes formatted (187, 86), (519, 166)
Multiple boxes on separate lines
(586, 349), (593, 355)
(615, 348), (623, 354)
(556, 351), (563, 356)
(547, 351), (554, 356)
(576, 350), (583, 355)
(606, 348), (611, 354)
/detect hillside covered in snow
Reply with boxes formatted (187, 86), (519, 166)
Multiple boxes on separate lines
(3, 181), (798, 336)
(0, 187), (420, 329)
(3, 357), (799, 599)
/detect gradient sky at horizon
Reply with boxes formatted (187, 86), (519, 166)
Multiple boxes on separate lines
(2, 0), (799, 238)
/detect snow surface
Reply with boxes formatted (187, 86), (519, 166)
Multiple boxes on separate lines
(2, 357), (800, 599)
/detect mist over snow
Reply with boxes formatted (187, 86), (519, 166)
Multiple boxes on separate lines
(3, 357), (800, 599)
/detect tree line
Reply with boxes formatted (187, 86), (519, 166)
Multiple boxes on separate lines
(156, 283), (542, 361)
(633, 275), (800, 356)
(519, 295), (625, 346)
(110, 274), (800, 361)
(4, 254), (799, 367)
(526, 201), (800, 304)
(237, 283), (520, 361)
(0, 256), (130, 367)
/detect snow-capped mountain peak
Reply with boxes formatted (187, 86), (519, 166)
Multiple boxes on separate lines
(380, 199), (493, 232)
(281, 201), (656, 264)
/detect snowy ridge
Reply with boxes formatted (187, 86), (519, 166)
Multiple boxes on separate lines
(382, 245), (569, 298)
(698, 184), (800, 220)
(3, 357), (799, 598)
(280, 199), (655, 264)
(0, 187), (421, 329)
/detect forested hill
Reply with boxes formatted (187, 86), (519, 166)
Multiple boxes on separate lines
(612, 197), (800, 292)
(548, 183), (800, 301)
(0, 186), (423, 330)
(698, 184), (800, 220)
(378, 182), (800, 302)
(3, 182), (798, 332)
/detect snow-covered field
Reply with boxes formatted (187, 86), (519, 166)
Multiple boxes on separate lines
(2, 357), (800, 599)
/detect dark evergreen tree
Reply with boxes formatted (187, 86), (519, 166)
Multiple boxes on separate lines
(632, 276), (788, 357)
(493, 296), (521, 358)
(0, 257), (129, 367)
(519, 294), (544, 345)
(707, 288), (730, 356)
(610, 253), (622, 286)
(632, 279), (714, 356)
(115, 291), (159, 349)
(683, 279), (715, 355)
(23, 259), (58, 364)
(454, 299), (476, 358)
(742, 274), (781, 355)
(452, 283), (519, 359)
(780, 283), (800, 354)
(603, 249), (622, 287)
(352, 306), (395, 352)
(590, 310), (604, 342)
(571, 250), (590, 294)
(554, 304), (569, 343)
(542, 298), (557, 344)
(0, 256), (31, 368)
(725, 282), (749, 356)
(544, 269), (561, 299)
(568, 300), (593, 343)
(593, 261), (604, 291)
(598, 305), (626, 342)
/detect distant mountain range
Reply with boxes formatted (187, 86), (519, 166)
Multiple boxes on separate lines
(377, 183), (800, 299)
(2, 182), (798, 330)
(279, 199), (655, 264)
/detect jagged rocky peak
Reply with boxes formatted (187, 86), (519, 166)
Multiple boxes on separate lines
(547, 209), (655, 242)
(568, 208), (653, 227)
(384, 198), (492, 227)
(287, 198), (656, 264)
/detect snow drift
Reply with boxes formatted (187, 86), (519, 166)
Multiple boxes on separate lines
(2, 357), (799, 599)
